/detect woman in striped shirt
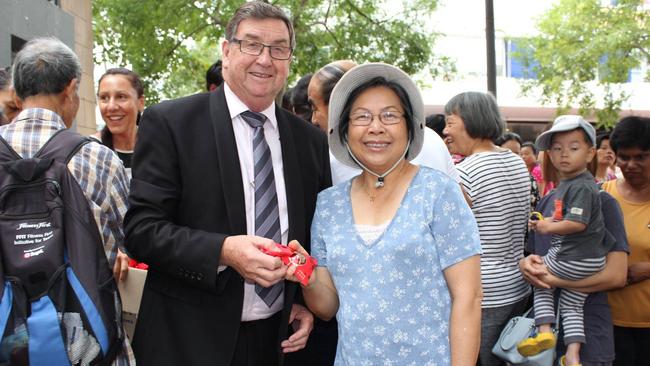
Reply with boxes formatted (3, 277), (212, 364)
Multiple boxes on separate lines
(444, 92), (532, 366)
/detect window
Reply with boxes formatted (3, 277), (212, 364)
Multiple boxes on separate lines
(505, 39), (538, 79)
(598, 54), (633, 83)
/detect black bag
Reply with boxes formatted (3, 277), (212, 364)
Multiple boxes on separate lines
(0, 129), (123, 365)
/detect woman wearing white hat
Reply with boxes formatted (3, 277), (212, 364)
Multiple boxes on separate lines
(287, 63), (482, 365)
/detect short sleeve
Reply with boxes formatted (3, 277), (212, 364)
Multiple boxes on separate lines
(561, 183), (595, 224)
(310, 195), (328, 267)
(429, 179), (482, 270)
(600, 191), (630, 254)
(456, 163), (474, 201)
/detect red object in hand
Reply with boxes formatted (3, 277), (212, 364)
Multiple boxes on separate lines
(261, 243), (317, 286)
(128, 259), (148, 270)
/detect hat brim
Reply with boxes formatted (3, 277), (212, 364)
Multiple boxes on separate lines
(535, 116), (596, 150)
(327, 63), (425, 169)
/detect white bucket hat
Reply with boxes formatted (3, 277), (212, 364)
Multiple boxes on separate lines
(327, 63), (425, 171)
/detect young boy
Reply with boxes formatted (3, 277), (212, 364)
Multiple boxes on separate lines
(518, 115), (614, 366)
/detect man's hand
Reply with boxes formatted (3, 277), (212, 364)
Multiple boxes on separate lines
(627, 262), (650, 285)
(113, 249), (130, 281)
(220, 235), (287, 287)
(519, 255), (552, 289)
(281, 303), (314, 353)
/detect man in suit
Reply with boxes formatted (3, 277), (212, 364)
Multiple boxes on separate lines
(124, 2), (332, 365)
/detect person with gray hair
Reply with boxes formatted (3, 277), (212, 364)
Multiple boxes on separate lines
(124, 2), (330, 365)
(0, 67), (20, 125)
(0, 37), (134, 365)
(444, 91), (532, 366)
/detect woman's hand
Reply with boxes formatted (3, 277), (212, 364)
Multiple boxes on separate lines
(529, 217), (553, 235)
(285, 240), (316, 287)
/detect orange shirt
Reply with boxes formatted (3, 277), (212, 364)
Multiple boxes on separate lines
(603, 180), (650, 327)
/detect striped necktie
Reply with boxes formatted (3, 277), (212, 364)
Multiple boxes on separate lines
(240, 110), (283, 307)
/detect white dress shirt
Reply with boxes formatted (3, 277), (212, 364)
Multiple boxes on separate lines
(223, 83), (289, 321)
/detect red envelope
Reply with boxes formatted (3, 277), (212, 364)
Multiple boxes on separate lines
(261, 243), (318, 286)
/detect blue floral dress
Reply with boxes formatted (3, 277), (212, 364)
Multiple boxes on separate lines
(311, 167), (482, 365)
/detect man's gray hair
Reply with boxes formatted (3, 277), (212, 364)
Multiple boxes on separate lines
(444, 91), (505, 141)
(12, 37), (81, 100)
(225, 1), (295, 49)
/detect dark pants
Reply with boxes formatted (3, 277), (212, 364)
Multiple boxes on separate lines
(230, 312), (282, 366)
(613, 325), (650, 366)
(478, 296), (530, 366)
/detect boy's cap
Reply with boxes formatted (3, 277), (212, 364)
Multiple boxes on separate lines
(535, 115), (596, 150)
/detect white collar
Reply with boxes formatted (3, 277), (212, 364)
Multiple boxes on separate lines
(224, 82), (278, 130)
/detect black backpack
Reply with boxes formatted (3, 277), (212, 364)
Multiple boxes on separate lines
(0, 129), (123, 365)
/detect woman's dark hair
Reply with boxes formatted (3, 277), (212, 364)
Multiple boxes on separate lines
(338, 76), (415, 157)
(495, 131), (522, 147)
(98, 68), (144, 97)
(290, 73), (313, 121)
(97, 68), (144, 150)
(610, 116), (650, 153)
(521, 141), (538, 155)
(206, 60), (223, 91)
(596, 133), (610, 149)
(425, 113), (446, 138)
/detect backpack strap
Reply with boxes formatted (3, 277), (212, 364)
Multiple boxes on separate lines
(0, 281), (13, 343)
(0, 135), (22, 161)
(35, 129), (92, 164)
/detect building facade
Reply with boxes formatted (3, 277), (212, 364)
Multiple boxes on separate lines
(0, 0), (95, 135)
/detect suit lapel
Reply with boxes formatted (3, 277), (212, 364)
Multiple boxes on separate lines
(276, 107), (305, 243)
(209, 87), (246, 235)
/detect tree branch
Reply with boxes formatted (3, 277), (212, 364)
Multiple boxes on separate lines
(345, 0), (377, 24)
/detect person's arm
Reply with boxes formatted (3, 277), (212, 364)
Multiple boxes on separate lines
(530, 217), (586, 236)
(444, 255), (482, 366)
(459, 183), (472, 207)
(285, 241), (339, 320)
(301, 267), (339, 320)
(280, 303), (314, 353)
(534, 251), (627, 292)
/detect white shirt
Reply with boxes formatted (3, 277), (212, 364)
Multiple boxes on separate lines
(224, 83), (289, 321)
(330, 127), (460, 184)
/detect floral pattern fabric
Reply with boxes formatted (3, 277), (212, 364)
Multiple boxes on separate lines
(311, 167), (482, 365)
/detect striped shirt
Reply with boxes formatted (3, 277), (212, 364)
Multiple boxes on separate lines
(458, 150), (531, 308)
(0, 108), (134, 365)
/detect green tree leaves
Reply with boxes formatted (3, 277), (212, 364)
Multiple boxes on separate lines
(519, 0), (650, 128)
(93, 0), (444, 105)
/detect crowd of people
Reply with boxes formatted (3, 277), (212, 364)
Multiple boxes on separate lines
(0, 1), (649, 366)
